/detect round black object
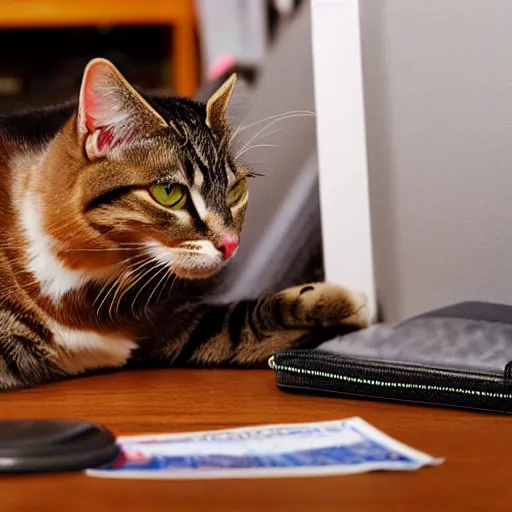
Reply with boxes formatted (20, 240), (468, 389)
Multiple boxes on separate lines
(0, 420), (120, 473)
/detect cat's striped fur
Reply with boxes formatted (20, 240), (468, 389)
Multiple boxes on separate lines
(0, 58), (368, 390)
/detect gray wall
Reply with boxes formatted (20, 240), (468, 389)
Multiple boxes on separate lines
(360, 0), (512, 321)
(222, 4), (318, 288)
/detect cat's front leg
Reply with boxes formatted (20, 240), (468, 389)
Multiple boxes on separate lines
(0, 332), (64, 391)
(144, 282), (369, 367)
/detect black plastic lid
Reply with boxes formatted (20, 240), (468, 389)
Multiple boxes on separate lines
(0, 420), (120, 473)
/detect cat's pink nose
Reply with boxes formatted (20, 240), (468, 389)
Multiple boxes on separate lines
(218, 237), (239, 260)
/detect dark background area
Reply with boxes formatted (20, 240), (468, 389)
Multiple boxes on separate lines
(0, 26), (172, 112)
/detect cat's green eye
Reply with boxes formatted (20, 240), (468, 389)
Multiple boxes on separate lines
(227, 179), (248, 207)
(149, 183), (187, 209)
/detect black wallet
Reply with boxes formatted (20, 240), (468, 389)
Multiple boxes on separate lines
(270, 302), (512, 413)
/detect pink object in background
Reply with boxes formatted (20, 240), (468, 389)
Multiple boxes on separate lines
(207, 56), (236, 81)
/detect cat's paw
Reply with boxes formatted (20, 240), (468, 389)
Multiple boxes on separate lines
(280, 282), (369, 330)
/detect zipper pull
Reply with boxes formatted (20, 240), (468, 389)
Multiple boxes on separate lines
(504, 361), (512, 382)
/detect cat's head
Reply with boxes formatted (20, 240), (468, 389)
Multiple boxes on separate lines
(26, 58), (250, 294)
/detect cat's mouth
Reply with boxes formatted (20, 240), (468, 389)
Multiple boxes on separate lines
(171, 253), (224, 279)
(172, 245), (225, 280)
(145, 240), (225, 280)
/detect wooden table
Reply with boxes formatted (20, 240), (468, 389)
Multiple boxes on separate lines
(1, 369), (511, 511)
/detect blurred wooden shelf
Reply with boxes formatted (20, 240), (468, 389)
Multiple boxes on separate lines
(0, 0), (199, 97)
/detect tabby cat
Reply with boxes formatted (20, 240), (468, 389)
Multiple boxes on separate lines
(0, 58), (368, 390)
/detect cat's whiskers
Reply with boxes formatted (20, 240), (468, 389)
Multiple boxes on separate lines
(0, 239), (148, 255)
(122, 257), (161, 304)
(94, 278), (122, 316)
(93, 255), (147, 314)
(101, 275), (126, 320)
(105, 256), (156, 317)
(156, 270), (176, 304)
(229, 99), (263, 147)
(130, 259), (169, 319)
(241, 126), (283, 147)
(113, 257), (160, 319)
(230, 109), (314, 144)
(234, 128), (284, 162)
(236, 143), (281, 160)
(108, 275), (128, 322)
(235, 113), (313, 162)
(143, 264), (174, 319)
(233, 114), (316, 166)
(232, 113), (314, 149)
(109, 260), (154, 316)
(108, 260), (148, 321)
(63, 247), (141, 253)
(117, 243), (152, 246)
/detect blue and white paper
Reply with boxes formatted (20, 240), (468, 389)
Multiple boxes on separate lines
(86, 417), (443, 479)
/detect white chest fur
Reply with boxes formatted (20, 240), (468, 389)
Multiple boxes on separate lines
(50, 322), (137, 375)
(20, 192), (101, 302)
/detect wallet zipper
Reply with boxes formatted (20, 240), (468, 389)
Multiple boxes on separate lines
(268, 355), (512, 400)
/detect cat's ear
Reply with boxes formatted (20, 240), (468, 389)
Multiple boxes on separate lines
(77, 58), (167, 160)
(205, 73), (237, 130)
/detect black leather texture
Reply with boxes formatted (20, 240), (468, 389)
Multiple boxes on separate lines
(271, 302), (512, 413)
